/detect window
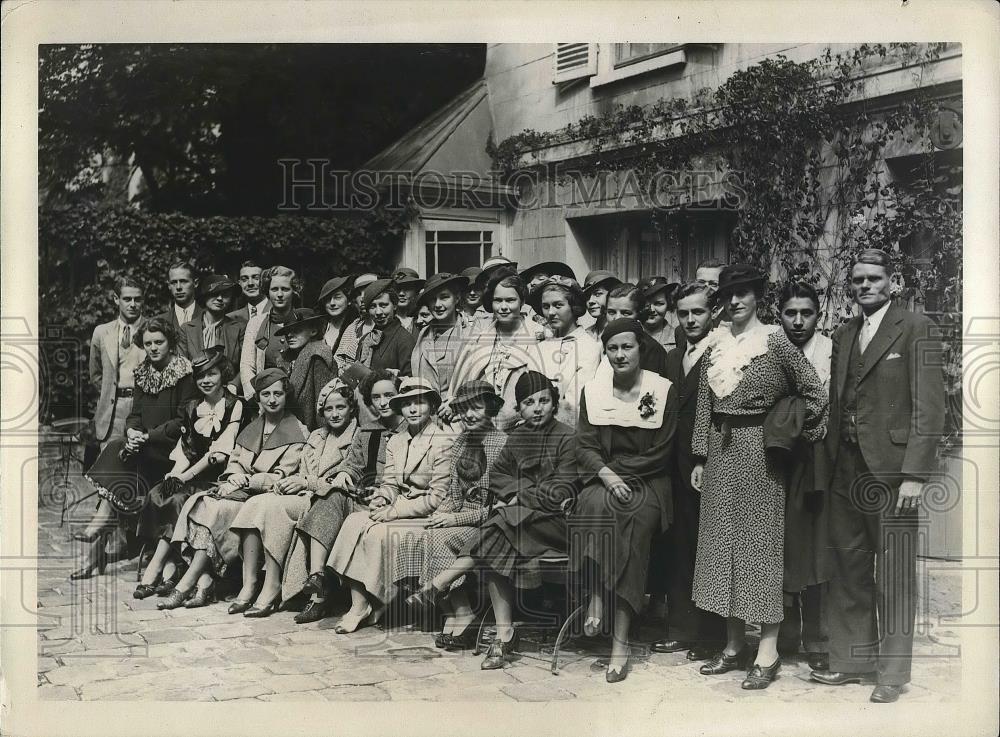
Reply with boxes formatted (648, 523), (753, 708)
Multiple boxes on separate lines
(614, 43), (683, 69)
(425, 230), (494, 275)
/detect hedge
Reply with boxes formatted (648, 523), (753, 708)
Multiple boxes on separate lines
(38, 202), (412, 422)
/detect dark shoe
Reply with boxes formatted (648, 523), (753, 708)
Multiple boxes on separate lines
(650, 639), (690, 654)
(303, 571), (329, 597)
(157, 588), (191, 610)
(809, 670), (876, 686)
(606, 655), (631, 683)
(700, 647), (749, 675)
(244, 597), (279, 618)
(480, 630), (519, 670)
(293, 598), (329, 624)
(742, 659), (781, 689)
(69, 549), (107, 580)
(442, 627), (479, 652)
(686, 645), (716, 661)
(405, 584), (445, 611)
(228, 598), (254, 615)
(154, 566), (187, 596)
(433, 631), (451, 649)
(133, 583), (158, 599)
(870, 684), (902, 703)
(806, 652), (830, 671)
(183, 583), (216, 609)
(72, 529), (106, 543)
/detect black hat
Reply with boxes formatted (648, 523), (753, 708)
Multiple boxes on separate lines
(716, 264), (766, 298)
(526, 276), (586, 318)
(642, 279), (679, 302)
(250, 367), (289, 394)
(514, 370), (556, 405)
(519, 261), (576, 284)
(317, 275), (353, 306)
(199, 274), (238, 301)
(461, 266), (483, 284)
(362, 278), (396, 310)
(415, 273), (470, 309)
(450, 379), (504, 412)
(274, 308), (328, 337)
(582, 270), (622, 299)
(191, 345), (227, 379)
(391, 268), (426, 291)
(600, 318), (646, 345)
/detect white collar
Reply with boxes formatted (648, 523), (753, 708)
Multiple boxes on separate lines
(685, 335), (710, 366)
(862, 301), (892, 334)
(584, 364), (672, 428)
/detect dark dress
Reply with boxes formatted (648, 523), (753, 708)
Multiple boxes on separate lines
(136, 392), (246, 542)
(276, 341), (337, 431)
(86, 355), (197, 515)
(460, 418), (579, 589)
(569, 367), (677, 614)
(359, 316), (416, 375)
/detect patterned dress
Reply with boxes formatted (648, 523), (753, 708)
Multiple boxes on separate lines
(691, 324), (828, 624)
(137, 392), (246, 542)
(389, 425), (506, 590)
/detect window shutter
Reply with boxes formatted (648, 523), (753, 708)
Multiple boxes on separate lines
(553, 43), (597, 84)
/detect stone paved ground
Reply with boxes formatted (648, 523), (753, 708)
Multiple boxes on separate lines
(36, 473), (963, 703)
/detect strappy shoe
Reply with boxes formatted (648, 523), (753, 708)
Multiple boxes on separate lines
(294, 598), (330, 624)
(157, 588), (192, 610)
(154, 565), (188, 596)
(404, 583), (446, 611)
(606, 654), (631, 684)
(480, 629), (520, 670)
(441, 626), (479, 652)
(133, 583), (158, 599)
(699, 647), (750, 675)
(183, 583), (216, 609)
(244, 596), (280, 618)
(742, 658), (781, 690)
(303, 571), (331, 598)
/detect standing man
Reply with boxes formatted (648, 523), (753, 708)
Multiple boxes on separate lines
(810, 248), (945, 703)
(229, 260), (270, 324)
(156, 261), (202, 332)
(89, 276), (146, 448)
(650, 282), (726, 660)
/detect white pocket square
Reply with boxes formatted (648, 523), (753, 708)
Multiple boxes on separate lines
(885, 353), (902, 361)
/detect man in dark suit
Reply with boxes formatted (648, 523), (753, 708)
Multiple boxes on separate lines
(176, 274), (246, 381)
(228, 259), (270, 325)
(650, 282), (726, 659)
(810, 249), (945, 703)
(155, 260), (203, 332)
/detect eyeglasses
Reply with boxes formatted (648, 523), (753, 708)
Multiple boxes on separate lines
(696, 278), (719, 289)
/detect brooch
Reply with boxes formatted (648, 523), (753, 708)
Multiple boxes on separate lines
(638, 392), (656, 419)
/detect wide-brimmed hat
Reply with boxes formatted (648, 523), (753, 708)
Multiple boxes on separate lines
(450, 379), (504, 412)
(349, 273), (380, 298)
(716, 264), (766, 299)
(191, 345), (228, 379)
(362, 278), (396, 310)
(317, 275), (353, 306)
(388, 376), (441, 412)
(582, 270), (622, 298)
(251, 367), (289, 394)
(274, 308), (328, 337)
(474, 257), (518, 290)
(461, 266), (483, 284)
(415, 272), (470, 309)
(642, 279), (679, 302)
(519, 261), (576, 284)
(527, 276), (586, 318)
(391, 268), (426, 291)
(199, 274), (239, 301)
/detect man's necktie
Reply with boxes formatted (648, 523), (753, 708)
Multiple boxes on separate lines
(859, 317), (873, 354)
(120, 324), (131, 350)
(682, 342), (697, 375)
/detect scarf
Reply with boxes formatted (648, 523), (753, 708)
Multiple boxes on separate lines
(133, 354), (192, 394)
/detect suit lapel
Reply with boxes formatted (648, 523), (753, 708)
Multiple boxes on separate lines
(857, 306), (904, 384)
(836, 317), (862, 397)
(103, 320), (120, 369)
(403, 424), (433, 476)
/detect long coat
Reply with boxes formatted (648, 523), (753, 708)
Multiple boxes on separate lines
(358, 316), (416, 375)
(176, 313), (246, 370)
(691, 325), (828, 624)
(88, 318), (146, 444)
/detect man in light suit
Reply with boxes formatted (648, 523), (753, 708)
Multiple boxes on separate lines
(810, 249), (945, 703)
(155, 260), (203, 332)
(650, 282), (726, 660)
(89, 276), (146, 448)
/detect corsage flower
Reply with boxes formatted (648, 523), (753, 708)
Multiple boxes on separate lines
(638, 392), (656, 419)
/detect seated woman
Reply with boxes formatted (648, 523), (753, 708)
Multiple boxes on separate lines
(274, 308), (337, 431)
(134, 348), (247, 599)
(283, 370), (404, 623)
(73, 317), (197, 580)
(569, 319), (678, 683)
(163, 368), (308, 610)
(391, 380), (506, 648)
(326, 377), (451, 633)
(529, 277), (602, 427)
(444, 273), (545, 431)
(407, 371), (578, 668)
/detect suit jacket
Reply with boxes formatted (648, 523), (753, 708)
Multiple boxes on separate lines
(819, 303), (945, 489)
(155, 303), (204, 335)
(88, 318), (146, 441)
(176, 313), (246, 368)
(215, 413), (309, 501)
(664, 343), (706, 489)
(371, 420), (452, 519)
(227, 300), (269, 326)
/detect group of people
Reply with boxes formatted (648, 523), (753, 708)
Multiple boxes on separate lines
(73, 250), (944, 701)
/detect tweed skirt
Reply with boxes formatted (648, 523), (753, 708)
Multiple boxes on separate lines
(230, 492), (310, 567)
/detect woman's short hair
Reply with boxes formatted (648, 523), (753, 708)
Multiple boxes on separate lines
(359, 368), (401, 407)
(541, 282), (587, 318)
(133, 316), (178, 350)
(607, 283), (645, 314)
(261, 265), (304, 299)
(777, 280), (821, 311)
(488, 273), (527, 307)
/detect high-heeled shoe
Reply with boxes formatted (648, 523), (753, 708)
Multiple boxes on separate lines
(183, 583), (216, 609)
(742, 658), (781, 689)
(293, 598), (329, 625)
(699, 646), (750, 675)
(404, 583), (445, 611)
(606, 654), (632, 684)
(480, 629), (520, 670)
(154, 565), (188, 596)
(133, 583), (159, 599)
(441, 626), (479, 652)
(433, 631), (451, 649)
(583, 616), (602, 637)
(303, 570), (331, 598)
(227, 580), (263, 615)
(244, 596), (280, 618)
(69, 549), (107, 581)
(157, 588), (192, 610)
(333, 603), (382, 634)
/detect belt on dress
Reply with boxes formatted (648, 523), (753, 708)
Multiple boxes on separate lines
(711, 411), (767, 447)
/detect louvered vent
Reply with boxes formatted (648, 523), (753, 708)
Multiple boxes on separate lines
(554, 43), (598, 84)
